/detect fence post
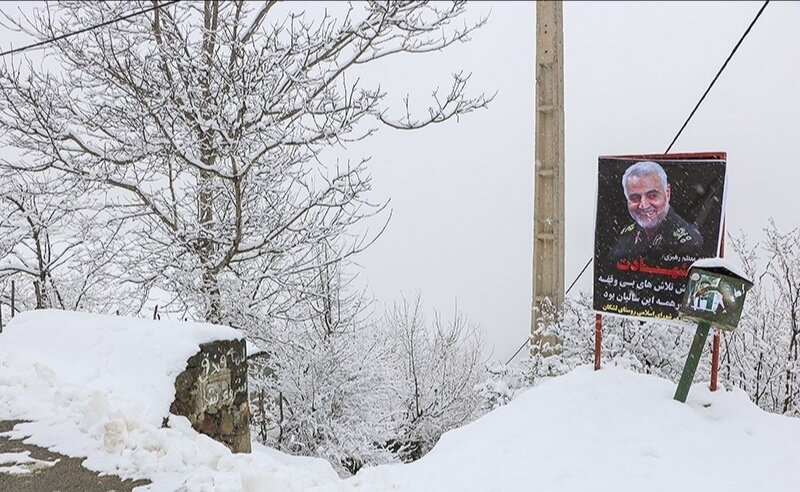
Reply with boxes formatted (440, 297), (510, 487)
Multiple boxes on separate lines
(10, 280), (15, 318)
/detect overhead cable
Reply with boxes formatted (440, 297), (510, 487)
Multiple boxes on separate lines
(0, 0), (181, 58)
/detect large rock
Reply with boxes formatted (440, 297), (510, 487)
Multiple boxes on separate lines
(170, 339), (251, 453)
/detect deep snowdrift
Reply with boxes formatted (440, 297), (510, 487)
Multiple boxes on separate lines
(351, 366), (800, 492)
(0, 310), (339, 490)
(1, 309), (242, 426)
(1, 310), (799, 491)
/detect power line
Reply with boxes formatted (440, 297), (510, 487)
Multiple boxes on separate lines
(0, 0), (181, 58)
(665, 0), (770, 154)
(504, 338), (529, 366)
(564, 256), (593, 298)
(505, 256), (593, 365)
(507, 0), (771, 366)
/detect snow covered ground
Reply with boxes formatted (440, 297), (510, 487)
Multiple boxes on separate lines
(351, 366), (800, 492)
(1, 310), (799, 491)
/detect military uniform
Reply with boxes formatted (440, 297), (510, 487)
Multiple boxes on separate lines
(610, 208), (703, 263)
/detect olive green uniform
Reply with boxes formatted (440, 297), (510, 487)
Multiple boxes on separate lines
(610, 208), (703, 263)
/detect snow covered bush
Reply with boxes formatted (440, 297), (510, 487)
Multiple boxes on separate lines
(379, 294), (485, 462)
(475, 362), (518, 411)
(718, 223), (800, 416)
(247, 254), (397, 476)
(0, 174), (143, 315)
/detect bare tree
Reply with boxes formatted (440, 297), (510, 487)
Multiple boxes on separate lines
(382, 293), (484, 461)
(0, 172), (137, 313)
(719, 231), (783, 409)
(249, 247), (398, 475)
(761, 221), (800, 414)
(0, 1), (490, 324)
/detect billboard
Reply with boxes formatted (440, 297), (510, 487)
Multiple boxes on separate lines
(593, 153), (727, 320)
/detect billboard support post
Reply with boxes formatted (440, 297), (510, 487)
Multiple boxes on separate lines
(710, 329), (721, 391)
(710, 223), (726, 392)
(594, 314), (602, 371)
(674, 321), (712, 403)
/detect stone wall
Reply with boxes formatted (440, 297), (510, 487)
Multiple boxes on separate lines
(170, 339), (251, 453)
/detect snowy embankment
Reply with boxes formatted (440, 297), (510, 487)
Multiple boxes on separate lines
(1, 310), (799, 491)
(353, 366), (800, 492)
(0, 310), (339, 490)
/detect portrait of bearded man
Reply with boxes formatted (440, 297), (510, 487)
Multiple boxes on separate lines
(610, 161), (703, 263)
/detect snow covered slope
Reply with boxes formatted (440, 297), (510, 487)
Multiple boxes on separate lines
(1, 310), (799, 491)
(350, 366), (800, 492)
(0, 310), (340, 490)
(1, 310), (243, 425)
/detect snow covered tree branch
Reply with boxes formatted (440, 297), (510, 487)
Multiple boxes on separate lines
(0, 1), (489, 325)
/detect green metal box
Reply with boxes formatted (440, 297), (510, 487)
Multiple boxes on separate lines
(679, 259), (753, 331)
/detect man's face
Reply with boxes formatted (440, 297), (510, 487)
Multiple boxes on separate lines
(624, 173), (670, 230)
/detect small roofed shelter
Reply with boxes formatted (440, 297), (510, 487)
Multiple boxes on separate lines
(679, 257), (753, 331)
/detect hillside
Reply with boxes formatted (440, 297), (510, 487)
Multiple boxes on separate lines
(1, 311), (799, 491)
(351, 365), (800, 491)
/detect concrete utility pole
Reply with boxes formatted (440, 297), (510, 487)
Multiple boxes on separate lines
(530, 1), (565, 356)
